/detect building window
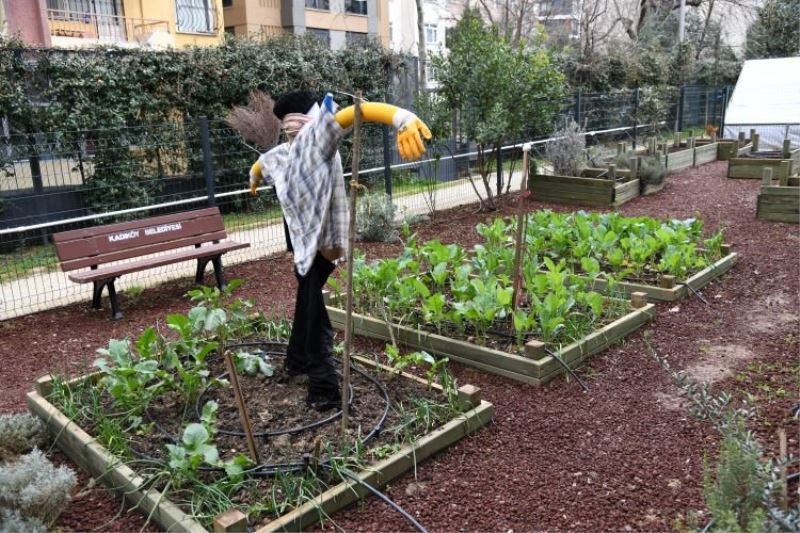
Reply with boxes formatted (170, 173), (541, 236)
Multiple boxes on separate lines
(176, 0), (217, 33)
(222, 0), (233, 7)
(539, 0), (571, 15)
(345, 31), (368, 46)
(345, 0), (367, 15)
(306, 0), (329, 9)
(307, 28), (330, 47)
(424, 23), (437, 46)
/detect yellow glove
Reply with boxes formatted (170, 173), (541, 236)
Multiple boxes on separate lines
(249, 161), (262, 196)
(335, 102), (432, 161)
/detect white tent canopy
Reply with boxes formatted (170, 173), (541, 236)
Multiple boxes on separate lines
(723, 57), (800, 150)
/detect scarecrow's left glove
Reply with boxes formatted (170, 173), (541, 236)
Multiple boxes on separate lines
(335, 101), (432, 161)
(249, 161), (263, 196)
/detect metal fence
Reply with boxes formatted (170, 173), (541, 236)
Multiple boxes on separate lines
(0, 85), (729, 319)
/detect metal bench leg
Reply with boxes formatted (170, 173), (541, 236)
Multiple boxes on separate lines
(195, 257), (212, 284)
(106, 279), (123, 321)
(92, 281), (105, 309)
(211, 255), (225, 291)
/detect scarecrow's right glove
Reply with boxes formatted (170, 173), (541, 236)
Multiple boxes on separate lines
(335, 102), (432, 161)
(249, 160), (263, 196)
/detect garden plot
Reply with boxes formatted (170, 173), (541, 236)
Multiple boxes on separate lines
(529, 168), (640, 207)
(757, 171), (800, 223)
(27, 287), (492, 533)
(325, 229), (655, 386)
(727, 138), (800, 179)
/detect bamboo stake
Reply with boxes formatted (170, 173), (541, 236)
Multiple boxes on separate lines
(341, 91), (362, 435)
(511, 143), (532, 312)
(222, 344), (260, 464)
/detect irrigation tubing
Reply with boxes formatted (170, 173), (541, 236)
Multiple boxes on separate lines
(680, 281), (709, 304)
(328, 466), (429, 533)
(544, 347), (590, 392)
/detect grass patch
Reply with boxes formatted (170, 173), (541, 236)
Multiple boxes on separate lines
(0, 244), (60, 283)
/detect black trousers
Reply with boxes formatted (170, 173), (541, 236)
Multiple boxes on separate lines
(287, 252), (339, 397)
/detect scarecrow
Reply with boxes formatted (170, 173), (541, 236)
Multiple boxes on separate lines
(245, 91), (431, 410)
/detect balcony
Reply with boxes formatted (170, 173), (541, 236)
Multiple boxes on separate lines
(47, 9), (171, 47)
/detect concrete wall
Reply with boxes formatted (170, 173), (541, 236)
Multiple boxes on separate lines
(1, 0), (50, 46)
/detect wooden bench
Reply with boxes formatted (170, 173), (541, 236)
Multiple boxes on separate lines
(53, 207), (249, 319)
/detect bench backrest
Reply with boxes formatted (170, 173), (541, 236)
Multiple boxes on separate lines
(53, 207), (227, 272)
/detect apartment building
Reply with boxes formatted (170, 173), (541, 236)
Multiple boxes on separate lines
(0, 0), (225, 48)
(221, 0), (389, 49)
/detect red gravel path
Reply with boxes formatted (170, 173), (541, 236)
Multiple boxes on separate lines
(2, 161), (798, 531)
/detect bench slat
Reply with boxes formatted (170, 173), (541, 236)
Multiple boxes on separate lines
(53, 207), (220, 242)
(67, 241), (250, 283)
(55, 214), (225, 264)
(59, 230), (229, 272)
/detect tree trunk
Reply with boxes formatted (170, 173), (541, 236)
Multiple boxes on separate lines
(477, 144), (497, 210)
(416, 0), (426, 90)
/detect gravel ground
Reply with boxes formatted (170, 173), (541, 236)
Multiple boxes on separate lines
(1, 161), (797, 531)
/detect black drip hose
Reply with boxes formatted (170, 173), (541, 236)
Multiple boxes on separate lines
(326, 465), (429, 533)
(680, 281), (709, 304)
(544, 347), (589, 392)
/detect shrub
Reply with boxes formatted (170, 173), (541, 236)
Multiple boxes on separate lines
(0, 449), (76, 527)
(0, 414), (48, 462)
(703, 417), (768, 532)
(546, 119), (585, 176)
(356, 192), (398, 242)
(1, 509), (46, 533)
(636, 156), (666, 190)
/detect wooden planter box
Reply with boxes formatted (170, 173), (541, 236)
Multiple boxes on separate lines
(757, 185), (800, 223)
(717, 140), (753, 160)
(530, 171), (640, 207)
(693, 142), (719, 166)
(581, 251), (738, 302)
(728, 157), (794, 180)
(665, 146), (695, 172)
(28, 364), (493, 533)
(326, 295), (655, 386)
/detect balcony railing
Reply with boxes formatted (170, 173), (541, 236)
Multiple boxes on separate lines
(47, 9), (170, 43)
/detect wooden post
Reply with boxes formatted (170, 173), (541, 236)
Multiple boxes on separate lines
(223, 348), (260, 464)
(511, 143), (532, 312)
(630, 157), (639, 179)
(649, 137), (657, 155)
(673, 131), (680, 147)
(457, 385), (481, 410)
(658, 275), (676, 289)
(341, 91), (363, 434)
(631, 292), (648, 309)
(779, 161), (791, 187)
(749, 128), (756, 141)
(779, 428), (788, 511)
(783, 139), (792, 158)
(214, 509), (248, 533)
(608, 163), (616, 180)
(751, 132), (759, 152)
(617, 142), (625, 155)
(721, 243), (732, 255)
(524, 340), (546, 360)
(738, 131), (745, 145)
(762, 167), (773, 186)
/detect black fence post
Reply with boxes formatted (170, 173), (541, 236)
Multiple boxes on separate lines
(496, 147), (502, 195)
(677, 85), (686, 133)
(573, 90), (582, 125)
(632, 88), (640, 149)
(199, 117), (216, 207)
(720, 86), (730, 133)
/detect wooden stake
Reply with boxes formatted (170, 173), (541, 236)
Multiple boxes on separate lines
(341, 91), (363, 435)
(222, 345), (260, 464)
(779, 428), (788, 511)
(511, 144), (532, 312)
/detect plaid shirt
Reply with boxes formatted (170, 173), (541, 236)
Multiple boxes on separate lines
(256, 108), (349, 277)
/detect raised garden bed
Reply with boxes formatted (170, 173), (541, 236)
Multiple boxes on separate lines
(325, 294), (654, 386)
(28, 357), (492, 533)
(25, 288), (493, 533)
(529, 170), (639, 207)
(757, 170), (800, 223)
(728, 138), (799, 180)
(717, 139), (753, 160)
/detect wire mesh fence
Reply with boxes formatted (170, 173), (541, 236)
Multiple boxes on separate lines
(0, 85), (731, 319)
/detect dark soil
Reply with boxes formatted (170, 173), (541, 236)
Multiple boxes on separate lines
(2, 160), (798, 531)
